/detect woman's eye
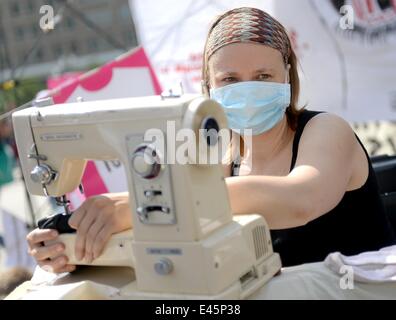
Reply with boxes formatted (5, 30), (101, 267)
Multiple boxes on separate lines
(222, 77), (237, 83)
(257, 74), (271, 80)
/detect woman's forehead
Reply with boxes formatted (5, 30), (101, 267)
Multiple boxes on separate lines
(209, 43), (284, 72)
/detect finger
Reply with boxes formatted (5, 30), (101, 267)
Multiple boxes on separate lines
(77, 204), (102, 238)
(42, 264), (76, 274)
(74, 230), (86, 262)
(58, 265), (77, 274)
(27, 229), (59, 250)
(92, 224), (113, 260)
(84, 215), (109, 263)
(68, 201), (90, 229)
(74, 204), (101, 261)
(29, 242), (65, 261)
(39, 255), (69, 273)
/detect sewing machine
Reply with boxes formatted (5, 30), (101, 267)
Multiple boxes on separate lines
(11, 94), (281, 299)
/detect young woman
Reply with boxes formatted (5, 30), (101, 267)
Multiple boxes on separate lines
(26, 7), (395, 272)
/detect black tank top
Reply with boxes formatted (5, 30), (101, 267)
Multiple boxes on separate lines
(231, 110), (396, 267)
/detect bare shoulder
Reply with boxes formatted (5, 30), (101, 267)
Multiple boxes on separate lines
(295, 112), (359, 172)
(305, 112), (354, 138)
(297, 112), (356, 152)
(298, 112), (368, 190)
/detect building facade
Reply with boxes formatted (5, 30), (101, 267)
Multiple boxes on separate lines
(0, 0), (138, 79)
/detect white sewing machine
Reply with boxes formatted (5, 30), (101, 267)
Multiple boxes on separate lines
(11, 94), (281, 299)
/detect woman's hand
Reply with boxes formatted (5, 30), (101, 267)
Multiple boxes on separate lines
(27, 228), (76, 273)
(68, 192), (132, 263)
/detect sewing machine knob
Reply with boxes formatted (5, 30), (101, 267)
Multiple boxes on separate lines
(154, 258), (173, 275)
(131, 146), (161, 179)
(144, 190), (162, 200)
(30, 164), (55, 185)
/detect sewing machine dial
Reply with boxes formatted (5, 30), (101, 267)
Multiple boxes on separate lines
(127, 136), (176, 225)
(131, 145), (161, 179)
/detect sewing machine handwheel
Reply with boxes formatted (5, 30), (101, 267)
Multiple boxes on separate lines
(131, 145), (161, 179)
(182, 97), (228, 165)
(201, 117), (220, 147)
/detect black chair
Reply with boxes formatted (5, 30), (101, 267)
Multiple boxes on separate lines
(371, 155), (396, 233)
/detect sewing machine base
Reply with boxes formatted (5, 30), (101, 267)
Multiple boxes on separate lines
(115, 253), (281, 300)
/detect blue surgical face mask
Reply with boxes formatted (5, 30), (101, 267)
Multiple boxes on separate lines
(210, 79), (291, 135)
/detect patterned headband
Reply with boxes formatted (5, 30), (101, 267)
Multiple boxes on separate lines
(206, 7), (291, 64)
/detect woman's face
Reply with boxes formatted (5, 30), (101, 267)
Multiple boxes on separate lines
(208, 42), (288, 90)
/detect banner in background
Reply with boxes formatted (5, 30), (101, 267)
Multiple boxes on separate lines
(353, 121), (396, 156)
(273, 0), (396, 122)
(47, 72), (83, 90)
(129, 0), (274, 93)
(47, 47), (162, 209)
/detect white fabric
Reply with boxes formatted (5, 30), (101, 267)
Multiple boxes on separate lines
(5, 266), (134, 300)
(324, 246), (396, 283)
(250, 262), (396, 300)
(18, 279), (119, 300)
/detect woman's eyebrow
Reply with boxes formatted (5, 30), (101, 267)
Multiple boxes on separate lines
(254, 68), (274, 73)
(215, 71), (239, 77)
(214, 68), (274, 77)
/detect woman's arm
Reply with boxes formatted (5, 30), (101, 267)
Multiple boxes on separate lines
(226, 113), (360, 230)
